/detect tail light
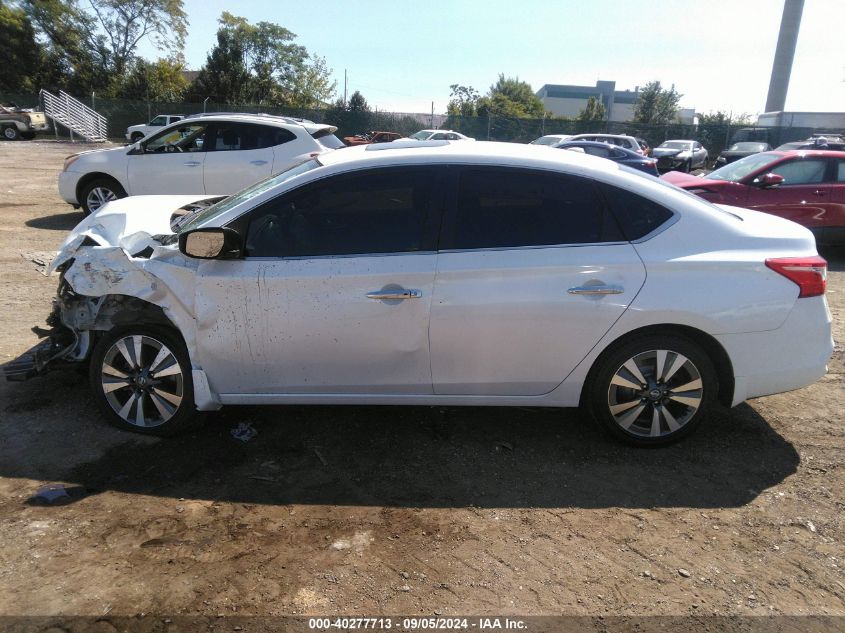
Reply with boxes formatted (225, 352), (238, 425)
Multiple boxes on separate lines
(765, 256), (827, 298)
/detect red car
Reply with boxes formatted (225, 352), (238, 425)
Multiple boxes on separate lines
(662, 150), (845, 245)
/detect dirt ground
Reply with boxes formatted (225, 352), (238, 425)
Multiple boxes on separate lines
(0, 140), (843, 622)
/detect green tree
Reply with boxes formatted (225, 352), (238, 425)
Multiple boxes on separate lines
(86, 0), (187, 78)
(22, 0), (112, 94)
(577, 96), (606, 121)
(632, 80), (682, 125)
(447, 84), (479, 117)
(476, 74), (546, 118)
(21, 0), (186, 94)
(698, 110), (751, 126)
(121, 57), (189, 102)
(286, 55), (335, 109)
(0, 1), (41, 92)
(190, 24), (251, 103)
(191, 12), (334, 107)
(347, 90), (369, 112)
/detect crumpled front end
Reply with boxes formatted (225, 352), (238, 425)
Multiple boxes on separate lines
(4, 196), (216, 387)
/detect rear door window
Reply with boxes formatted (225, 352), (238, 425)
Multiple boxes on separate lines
(599, 184), (675, 241)
(442, 168), (623, 250)
(207, 123), (296, 151)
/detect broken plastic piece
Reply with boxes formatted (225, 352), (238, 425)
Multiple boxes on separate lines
(29, 484), (72, 505)
(230, 422), (258, 442)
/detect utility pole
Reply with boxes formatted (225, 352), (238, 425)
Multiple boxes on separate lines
(343, 69), (348, 108)
(765, 0), (804, 112)
(431, 101), (434, 128)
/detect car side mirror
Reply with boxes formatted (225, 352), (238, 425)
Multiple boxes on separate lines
(179, 227), (243, 260)
(756, 172), (784, 188)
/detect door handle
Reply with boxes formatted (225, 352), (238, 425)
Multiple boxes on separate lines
(568, 285), (624, 295)
(250, 160), (269, 166)
(811, 190), (826, 196)
(366, 289), (422, 300)
(183, 161), (201, 167)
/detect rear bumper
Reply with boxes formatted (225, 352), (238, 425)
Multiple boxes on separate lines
(716, 295), (834, 405)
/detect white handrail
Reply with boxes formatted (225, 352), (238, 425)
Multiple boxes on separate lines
(40, 89), (108, 142)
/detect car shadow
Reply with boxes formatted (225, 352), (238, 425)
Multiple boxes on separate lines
(25, 211), (83, 231)
(1, 369), (800, 510)
(818, 245), (845, 272)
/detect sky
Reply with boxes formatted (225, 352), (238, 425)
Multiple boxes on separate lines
(138, 0), (845, 118)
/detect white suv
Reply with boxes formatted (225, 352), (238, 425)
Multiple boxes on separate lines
(60, 113), (344, 214)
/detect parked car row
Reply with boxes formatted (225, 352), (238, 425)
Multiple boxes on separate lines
(554, 140), (659, 176)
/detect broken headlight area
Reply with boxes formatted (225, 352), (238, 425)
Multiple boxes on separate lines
(3, 274), (93, 382)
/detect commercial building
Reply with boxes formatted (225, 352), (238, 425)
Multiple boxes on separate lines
(536, 80), (695, 124)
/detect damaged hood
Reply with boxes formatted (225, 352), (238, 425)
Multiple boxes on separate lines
(652, 147), (687, 158)
(49, 194), (216, 274)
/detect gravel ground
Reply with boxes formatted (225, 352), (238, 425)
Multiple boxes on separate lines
(0, 140), (843, 623)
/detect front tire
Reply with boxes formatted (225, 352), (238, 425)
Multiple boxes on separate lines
(3, 126), (20, 140)
(131, 132), (144, 143)
(89, 326), (197, 436)
(586, 334), (717, 446)
(79, 177), (126, 215)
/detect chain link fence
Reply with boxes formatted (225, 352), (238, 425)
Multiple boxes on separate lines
(3, 91), (843, 164)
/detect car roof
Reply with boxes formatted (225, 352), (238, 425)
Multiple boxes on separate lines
(571, 133), (635, 140)
(556, 140), (642, 155)
(180, 112), (336, 133)
(318, 140), (622, 174)
(775, 149), (845, 158)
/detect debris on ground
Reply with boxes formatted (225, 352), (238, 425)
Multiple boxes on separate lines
(20, 250), (55, 275)
(27, 484), (91, 506)
(30, 484), (70, 505)
(230, 422), (258, 443)
(313, 447), (328, 466)
(678, 568), (691, 578)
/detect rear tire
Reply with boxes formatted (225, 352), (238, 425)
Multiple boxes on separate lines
(3, 126), (20, 140)
(586, 334), (717, 446)
(89, 325), (198, 436)
(79, 177), (126, 215)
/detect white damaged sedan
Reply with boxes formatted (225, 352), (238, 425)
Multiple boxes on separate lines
(6, 141), (834, 445)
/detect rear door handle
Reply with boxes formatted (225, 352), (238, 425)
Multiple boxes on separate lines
(568, 285), (624, 295)
(366, 289), (422, 300)
(250, 160), (269, 166)
(183, 161), (201, 167)
(812, 190), (827, 196)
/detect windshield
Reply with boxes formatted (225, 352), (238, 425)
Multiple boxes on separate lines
(409, 131), (432, 140)
(706, 151), (779, 182)
(729, 142), (767, 152)
(178, 159), (322, 233)
(660, 141), (692, 150)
